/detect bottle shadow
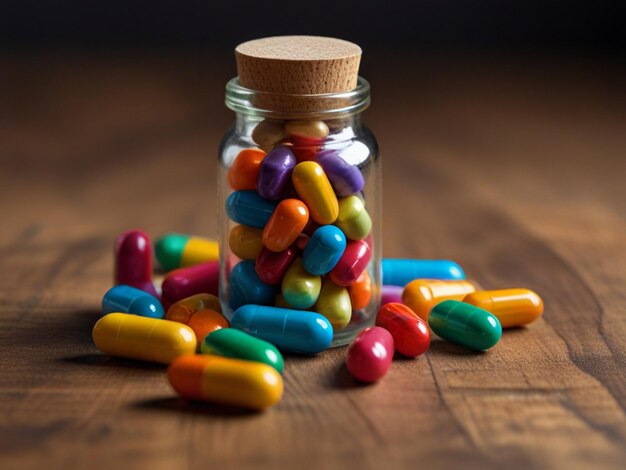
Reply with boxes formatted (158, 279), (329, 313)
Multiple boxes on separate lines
(133, 396), (261, 418)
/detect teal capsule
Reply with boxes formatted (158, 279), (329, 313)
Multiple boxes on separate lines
(102, 285), (164, 319)
(282, 259), (322, 309)
(201, 328), (284, 373)
(429, 300), (502, 351)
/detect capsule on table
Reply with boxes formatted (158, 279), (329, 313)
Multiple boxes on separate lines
(256, 146), (297, 200)
(329, 239), (372, 287)
(168, 354), (283, 410)
(229, 224), (264, 260)
(252, 119), (287, 150)
(102, 285), (164, 319)
(155, 233), (219, 271)
(376, 303), (430, 357)
(335, 196), (371, 240)
(429, 300), (502, 351)
(228, 148), (266, 190)
(230, 260), (276, 309)
(382, 259), (466, 287)
(93, 313), (196, 363)
(313, 278), (352, 330)
(292, 161), (339, 225)
(281, 259), (322, 309)
(161, 261), (219, 309)
(402, 279), (476, 322)
(255, 245), (299, 285)
(186, 310), (229, 344)
(302, 225), (346, 275)
(262, 199), (309, 252)
(114, 230), (158, 297)
(231, 304), (333, 354)
(201, 328), (284, 373)
(348, 271), (373, 311)
(166, 293), (222, 323)
(346, 327), (394, 383)
(226, 190), (278, 229)
(381, 285), (403, 305)
(316, 149), (364, 197)
(463, 288), (544, 328)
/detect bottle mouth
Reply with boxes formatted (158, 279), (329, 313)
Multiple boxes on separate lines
(225, 77), (371, 119)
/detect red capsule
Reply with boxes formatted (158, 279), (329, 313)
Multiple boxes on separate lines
(376, 303), (430, 358)
(161, 261), (219, 309)
(255, 246), (299, 285)
(346, 326), (394, 383)
(328, 239), (372, 287)
(114, 229), (157, 297)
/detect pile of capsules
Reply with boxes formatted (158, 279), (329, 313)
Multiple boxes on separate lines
(93, 227), (544, 411)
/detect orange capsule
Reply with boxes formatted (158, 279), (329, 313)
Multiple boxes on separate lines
(348, 271), (373, 311)
(462, 288), (544, 328)
(227, 149), (266, 190)
(402, 279), (476, 322)
(187, 309), (229, 343)
(262, 199), (309, 252)
(229, 225), (264, 260)
(166, 293), (222, 324)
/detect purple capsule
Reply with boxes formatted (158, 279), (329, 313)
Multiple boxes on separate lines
(381, 285), (403, 305)
(316, 149), (365, 197)
(257, 145), (296, 200)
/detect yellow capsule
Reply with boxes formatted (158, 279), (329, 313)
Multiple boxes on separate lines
(402, 279), (477, 322)
(463, 288), (544, 328)
(182, 237), (219, 266)
(285, 120), (329, 141)
(314, 278), (352, 330)
(292, 161), (339, 224)
(92, 313), (197, 364)
(168, 354), (283, 410)
(335, 195), (372, 240)
(229, 224), (264, 260)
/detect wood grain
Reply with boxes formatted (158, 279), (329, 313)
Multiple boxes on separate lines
(0, 53), (625, 470)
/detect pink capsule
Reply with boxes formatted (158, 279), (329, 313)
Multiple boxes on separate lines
(161, 261), (219, 309)
(114, 229), (158, 297)
(381, 285), (403, 305)
(329, 239), (372, 287)
(255, 246), (299, 285)
(346, 327), (394, 383)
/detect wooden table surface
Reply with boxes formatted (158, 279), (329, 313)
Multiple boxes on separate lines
(1, 54), (625, 469)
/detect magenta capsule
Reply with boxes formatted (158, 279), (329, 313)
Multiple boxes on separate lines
(255, 246), (299, 285)
(381, 285), (403, 305)
(328, 239), (372, 287)
(161, 261), (219, 309)
(114, 230), (158, 297)
(346, 326), (394, 383)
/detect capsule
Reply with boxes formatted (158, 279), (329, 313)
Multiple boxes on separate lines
(292, 161), (339, 225)
(376, 303), (430, 357)
(229, 224), (264, 260)
(226, 190), (278, 229)
(346, 327), (394, 383)
(227, 148), (266, 190)
(262, 199), (309, 252)
(231, 304), (333, 354)
(168, 354), (283, 410)
(382, 259), (466, 286)
(257, 146), (297, 200)
(155, 233), (219, 271)
(285, 120), (329, 141)
(348, 271), (373, 311)
(316, 149), (364, 197)
(102, 285), (164, 319)
(335, 196), (371, 240)
(329, 239), (372, 287)
(255, 245), (299, 285)
(114, 230), (157, 297)
(463, 288), (543, 328)
(402, 279), (476, 322)
(166, 293), (222, 323)
(252, 119), (287, 150)
(186, 310), (229, 344)
(429, 300), (502, 351)
(281, 259), (321, 309)
(313, 279), (352, 330)
(201, 328), (284, 373)
(93, 313), (196, 363)
(161, 261), (219, 309)
(381, 285), (403, 305)
(229, 260), (276, 309)
(302, 225), (346, 275)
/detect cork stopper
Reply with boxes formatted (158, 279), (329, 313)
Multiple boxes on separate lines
(234, 36), (363, 115)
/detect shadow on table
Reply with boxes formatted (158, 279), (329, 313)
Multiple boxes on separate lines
(61, 353), (165, 371)
(134, 397), (261, 418)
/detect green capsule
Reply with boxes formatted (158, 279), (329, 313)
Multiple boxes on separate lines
(282, 259), (322, 309)
(429, 300), (502, 351)
(314, 278), (352, 330)
(201, 328), (284, 374)
(335, 195), (372, 240)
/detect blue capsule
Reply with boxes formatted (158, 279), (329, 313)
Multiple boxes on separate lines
(302, 225), (347, 275)
(102, 285), (164, 318)
(226, 190), (278, 229)
(382, 259), (466, 286)
(229, 261), (276, 310)
(231, 305), (333, 354)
